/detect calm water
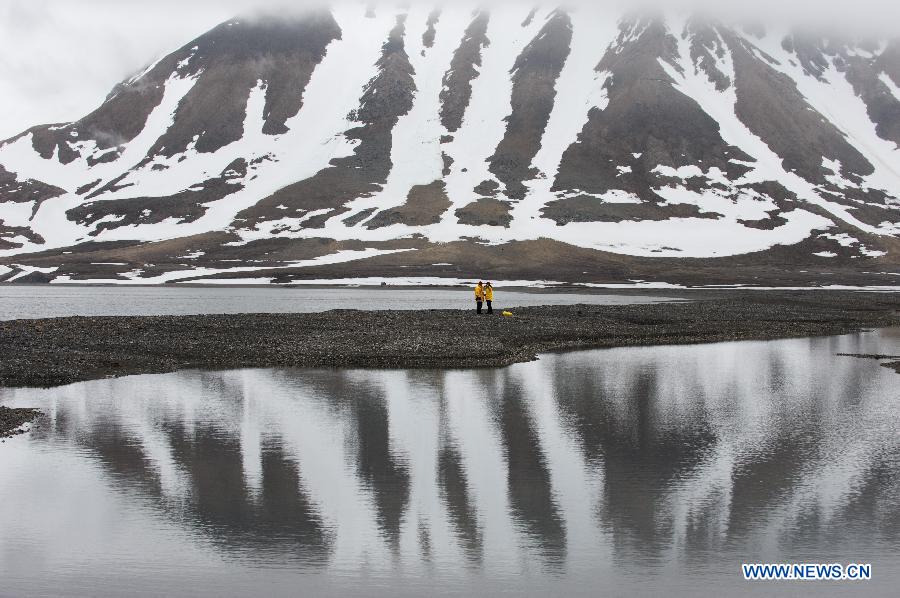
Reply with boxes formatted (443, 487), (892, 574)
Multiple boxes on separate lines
(0, 285), (674, 321)
(2, 330), (899, 596)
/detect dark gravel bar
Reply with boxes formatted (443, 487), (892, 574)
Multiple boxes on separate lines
(1, 291), (898, 390)
(0, 406), (42, 438)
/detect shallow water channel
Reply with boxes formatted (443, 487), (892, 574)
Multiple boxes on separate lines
(0, 285), (674, 320)
(1, 329), (899, 596)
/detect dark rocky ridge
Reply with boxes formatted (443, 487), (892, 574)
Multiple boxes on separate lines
(3, 10), (340, 167)
(422, 9), (440, 50)
(729, 30), (900, 229)
(454, 197), (514, 227)
(15, 72), (169, 164)
(689, 19), (731, 92)
(439, 11), (490, 133)
(250, 235), (898, 286)
(365, 180), (451, 228)
(2, 230), (896, 286)
(841, 44), (900, 147)
(0, 165), (65, 207)
(552, 18), (753, 211)
(541, 196), (718, 224)
(67, 159), (248, 235)
(0, 291), (897, 389)
(0, 222), (45, 251)
(880, 40), (900, 83)
(0, 167), (62, 249)
(782, 34), (900, 147)
(727, 32), (874, 185)
(149, 11), (341, 156)
(521, 9), (538, 28)
(488, 10), (572, 201)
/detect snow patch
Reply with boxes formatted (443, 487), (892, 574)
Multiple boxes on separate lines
(654, 185), (779, 221)
(599, 189), (642, 204)
(818, 232), (857, 247)
(0, 200), (34, 230)
(859, 246), (887, 257)
(652, 164), (704, 179)
(879, 73), (900, 103)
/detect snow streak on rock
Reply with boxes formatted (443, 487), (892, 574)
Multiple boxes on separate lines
(438, 4), (551, 235)
(438, 11), (490, 134)
(487, 10), (573, 203)
(741, 30), (900, 231)
(236, 9), (415, 231)
(339, 4), (469, 226)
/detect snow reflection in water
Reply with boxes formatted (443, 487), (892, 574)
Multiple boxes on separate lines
(1, 329), (899, 597)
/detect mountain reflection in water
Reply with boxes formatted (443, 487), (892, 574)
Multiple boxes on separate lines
(1, 329), (899, 597)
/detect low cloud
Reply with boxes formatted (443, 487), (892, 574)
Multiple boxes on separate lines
(0, 0), (896, 140)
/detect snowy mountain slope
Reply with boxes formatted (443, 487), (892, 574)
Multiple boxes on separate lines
(0, 2), (898, 285)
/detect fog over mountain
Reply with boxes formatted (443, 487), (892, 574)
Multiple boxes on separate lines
(2, 0), (898, 139)
(0, 1), (897, 286)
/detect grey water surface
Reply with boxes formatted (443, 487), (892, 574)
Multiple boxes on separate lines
(0, 285), (674, 320)
(1, 329), (899, 596)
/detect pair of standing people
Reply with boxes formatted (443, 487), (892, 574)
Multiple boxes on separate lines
(474, 281), (493, 314)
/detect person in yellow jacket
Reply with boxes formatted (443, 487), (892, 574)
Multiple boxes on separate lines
(484, 281), (494, 314)
(475, 281), (484, 314)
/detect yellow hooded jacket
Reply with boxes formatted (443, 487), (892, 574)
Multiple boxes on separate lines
(484, 285), (493, 301)
(475, 284), (484, 300)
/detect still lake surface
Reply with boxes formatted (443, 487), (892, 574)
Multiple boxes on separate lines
(0, 285), (674, 321)
(2, 328), (899, 596)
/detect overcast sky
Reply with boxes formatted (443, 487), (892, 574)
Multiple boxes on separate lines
(0, 0), (897, 141)
(0, 0), (250, 139)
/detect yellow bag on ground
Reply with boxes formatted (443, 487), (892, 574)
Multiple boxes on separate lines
(502, 311), (513, 317)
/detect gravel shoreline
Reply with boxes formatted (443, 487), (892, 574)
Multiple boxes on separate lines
(0, 291), (898, 390)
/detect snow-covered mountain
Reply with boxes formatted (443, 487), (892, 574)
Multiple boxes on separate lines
(0, 2), (898, 286)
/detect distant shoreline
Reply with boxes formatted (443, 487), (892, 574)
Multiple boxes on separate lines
(1, 290), (898, 390)
(2, 281), (898, 294)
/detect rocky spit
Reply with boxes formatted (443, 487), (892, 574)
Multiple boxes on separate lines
(0, 291), (898, 399)
(0, 406), (41, 438)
